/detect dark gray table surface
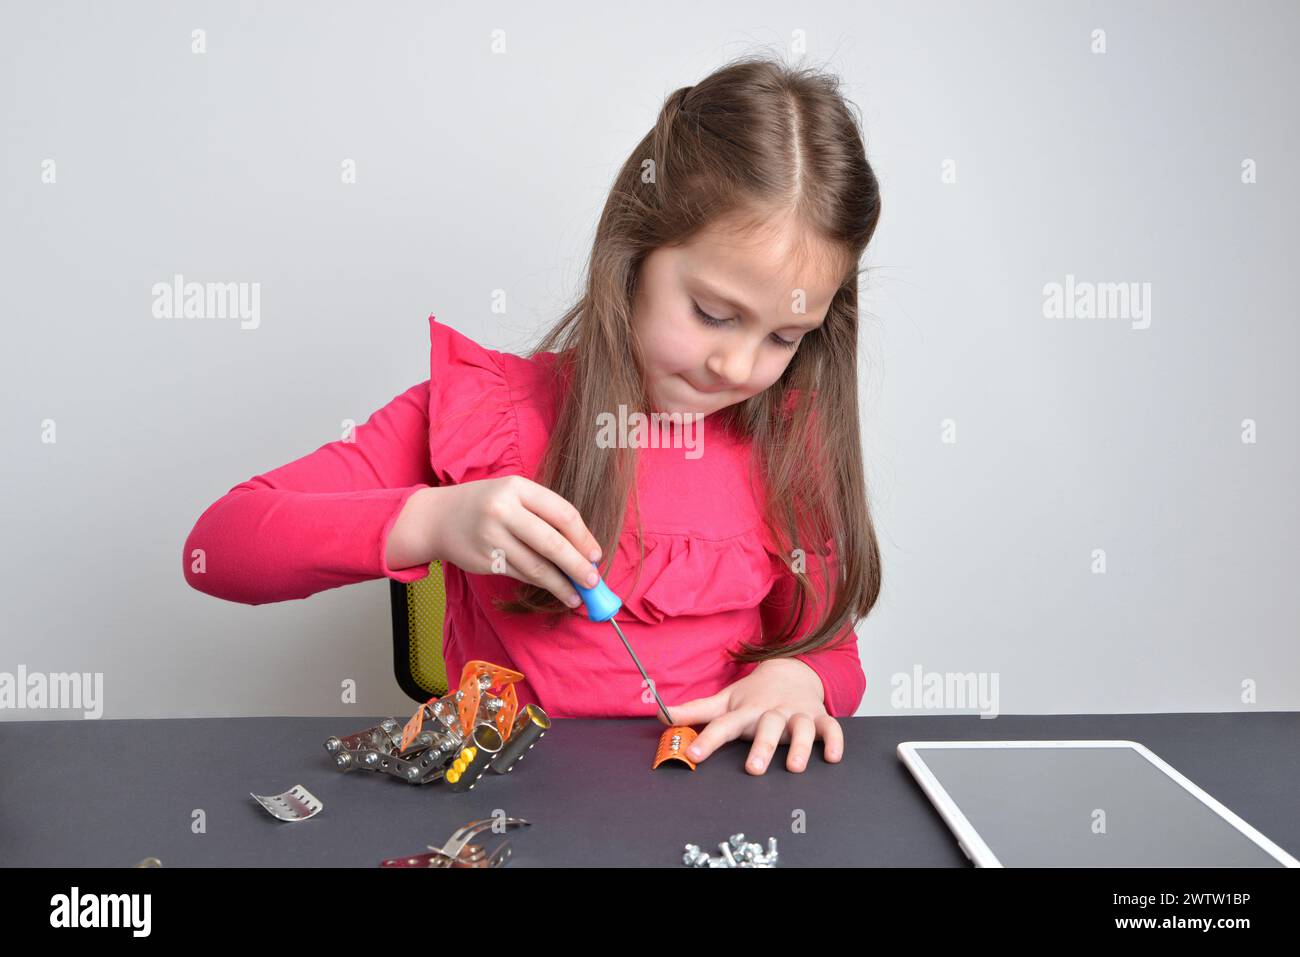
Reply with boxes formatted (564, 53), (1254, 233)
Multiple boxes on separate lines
(2, 711), (1296, 867)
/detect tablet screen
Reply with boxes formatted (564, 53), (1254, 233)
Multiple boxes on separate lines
(916, 745), (1286, 866)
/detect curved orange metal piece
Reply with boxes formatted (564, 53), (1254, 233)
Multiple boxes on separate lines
(653, 725), (698, 770)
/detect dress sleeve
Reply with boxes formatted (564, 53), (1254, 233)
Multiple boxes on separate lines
(183, 314), (522, 605)
(182, 381), (438, 605)
(759, 539), (866, 717)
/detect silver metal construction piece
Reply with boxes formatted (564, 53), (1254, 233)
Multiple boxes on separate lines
(682, 834), (779, 867)
(445, 723), (503, 792)
(381, 843), (513, 869)
(428, 816), (530, 861)
(250, 784), (323, 822)
(378, 816), (532, 868)
(490, 703), (550, 774)
(325, 686), (551, 788)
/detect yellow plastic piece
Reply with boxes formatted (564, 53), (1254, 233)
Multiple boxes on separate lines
(446, 769), (461, 784)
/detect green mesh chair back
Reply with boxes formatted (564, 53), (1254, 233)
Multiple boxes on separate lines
(390, 560), (449, 702)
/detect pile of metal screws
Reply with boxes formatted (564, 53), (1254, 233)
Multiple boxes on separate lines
(682, 833), (778, 868)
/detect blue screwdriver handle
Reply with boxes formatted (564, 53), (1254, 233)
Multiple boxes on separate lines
(564, 562), (622, 622)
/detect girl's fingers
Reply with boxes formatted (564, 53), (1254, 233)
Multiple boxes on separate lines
(744, 710), (790, 774)
(504, 505), (597, 604)
(663, 692), (729, 729)
(815, 714), (844, 762)
(687, 707), (753, 763)
(785, 713), (817, 772)
(493, 532), (583, 608)
(514, 478), (604, 575)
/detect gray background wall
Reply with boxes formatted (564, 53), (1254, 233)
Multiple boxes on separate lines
(2, 1), (1296, 721)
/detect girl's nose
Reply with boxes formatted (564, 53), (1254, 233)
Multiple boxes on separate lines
(705, 349), (754, 389)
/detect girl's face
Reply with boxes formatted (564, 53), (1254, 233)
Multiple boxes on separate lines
(630, 211), (845, 417)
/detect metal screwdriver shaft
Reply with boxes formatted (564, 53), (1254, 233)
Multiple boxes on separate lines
(607, 617), (674, 726)
(564, 562), (675, 725)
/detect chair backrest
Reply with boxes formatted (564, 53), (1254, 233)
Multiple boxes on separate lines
(390, 560), (449, 702)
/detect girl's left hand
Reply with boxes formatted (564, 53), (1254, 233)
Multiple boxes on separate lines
(661, 658), (844, 774)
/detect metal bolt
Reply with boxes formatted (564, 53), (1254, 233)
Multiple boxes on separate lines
(324, 736), (341, 753)
(363, 751), (379, 767)
(379, 718), (398, 733)
(728, 833), (746, 851)
(719, 842), (736, 867)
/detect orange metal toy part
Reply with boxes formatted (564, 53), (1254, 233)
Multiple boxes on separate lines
(401, 660), (525, 752)
(653, 725), (699, 770)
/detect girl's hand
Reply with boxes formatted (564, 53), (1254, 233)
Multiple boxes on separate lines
(662, 658), (844, 774)
(394, 477), (604, 609)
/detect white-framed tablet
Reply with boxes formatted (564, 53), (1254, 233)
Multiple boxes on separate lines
(897, 740), (1299, 867)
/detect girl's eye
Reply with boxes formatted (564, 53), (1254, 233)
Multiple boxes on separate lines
(692, 302), (800, 351)
(692, 301), (729, 327)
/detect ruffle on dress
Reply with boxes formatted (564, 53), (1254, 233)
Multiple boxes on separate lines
(600, 525), (781, 625)
(425, 314), (523, 485)
(426, 312), (820, 624)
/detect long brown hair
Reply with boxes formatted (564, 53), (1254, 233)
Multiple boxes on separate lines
(495, 53), (883, 665)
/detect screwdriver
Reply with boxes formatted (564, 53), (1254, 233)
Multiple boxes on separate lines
(564, 562), (675, 726)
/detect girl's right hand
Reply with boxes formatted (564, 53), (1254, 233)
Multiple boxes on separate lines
(421, 476), (604, 609)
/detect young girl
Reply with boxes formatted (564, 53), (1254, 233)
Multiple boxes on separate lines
(183, 55), (883, 776)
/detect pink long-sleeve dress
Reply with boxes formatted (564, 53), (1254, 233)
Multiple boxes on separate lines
(183, 315), (866, 718)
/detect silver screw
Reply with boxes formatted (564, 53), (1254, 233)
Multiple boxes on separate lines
(719, 842), (737, 867)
